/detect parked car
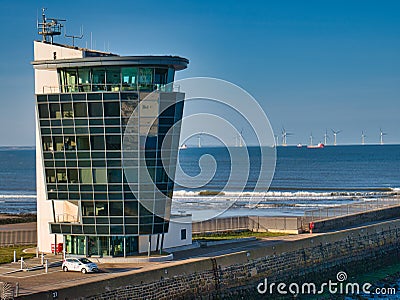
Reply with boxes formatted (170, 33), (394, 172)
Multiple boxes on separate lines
(62, 258), (98, 273)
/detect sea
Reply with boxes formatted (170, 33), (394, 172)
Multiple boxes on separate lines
(0, 145), (399, 220)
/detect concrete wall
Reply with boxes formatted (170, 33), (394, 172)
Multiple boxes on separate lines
(19, 218), (400, 300)
(310, 204), (400, 233)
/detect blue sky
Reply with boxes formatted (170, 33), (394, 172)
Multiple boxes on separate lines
(0, 0), (399, 146)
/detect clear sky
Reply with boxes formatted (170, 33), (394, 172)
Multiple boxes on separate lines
(0, 0), (399, 146)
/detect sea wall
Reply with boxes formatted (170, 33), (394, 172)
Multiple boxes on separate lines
(311, 204), (400, 233)
(19, 218), (400, 300)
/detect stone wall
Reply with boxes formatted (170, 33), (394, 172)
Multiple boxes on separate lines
(19, 218), (400, 300)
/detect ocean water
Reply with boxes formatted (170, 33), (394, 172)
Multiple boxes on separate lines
(0, 145), (399, 217)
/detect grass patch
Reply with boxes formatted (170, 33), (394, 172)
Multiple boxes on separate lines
(0, 213), (37, 225)
(198, 190), (225, 196)
(193, 230), (288, 241)
(0, 245), (36, 264)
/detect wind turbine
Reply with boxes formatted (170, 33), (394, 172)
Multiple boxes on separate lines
(331, 129), (342, 146)
(281, 127), (293, 146)
(380, 129), (387, 145)
(361, 130), (366, 145)
(324, 129), (329, 145)
(197, 133), (202, 148)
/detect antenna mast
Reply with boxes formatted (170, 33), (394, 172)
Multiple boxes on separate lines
(65, 26), (84, 47)
(37, 8), (65, 44)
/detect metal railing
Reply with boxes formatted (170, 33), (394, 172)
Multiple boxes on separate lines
(304, 197), (400, 222)
(55, 213), (80, 223)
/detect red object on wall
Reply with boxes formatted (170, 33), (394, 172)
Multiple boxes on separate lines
(51, 243), (63, 253)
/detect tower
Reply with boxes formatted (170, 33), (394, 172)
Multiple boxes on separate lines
(32, 16), (189, 256)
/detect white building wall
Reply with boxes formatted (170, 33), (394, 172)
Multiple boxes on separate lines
(138, 215), (192, 253)
(163, 215), (192, 249)
(34, 41), (83, 253)
(33, 41), (83, 61)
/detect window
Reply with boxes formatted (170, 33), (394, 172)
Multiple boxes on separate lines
(63, 137), (76, 150)
(38, 104), (49, 118)
(109, 202), (123, 216)
(46, 169), (56, 183)
(92, 68), (106, 91)
(56, 169), (67, 183)
(53, 137), (64, 151)
(139, 68), (153, 90)
(181, 228), (187, 240)
(74, 103), (87, 117)
(95, 201), (108, 216)
(42, 137), (53, 151)
(80, 168), (93, 184)
(89, 102), (103, 117)
(78, 68), (91, 92)
(91, 136), (105, 150)
(64, 69), (78, 92)
(154, 68), (168, 87)
(77, 136), (90, 150)
(82, 202), (94, 216)
(104, 102), (120, 117)
(62, 103), (74, 118)
(106, 68), (121, 91)
(106, 135), (121, 150)
(93, 168), (107, 184)
(124, 201), (138, 216)
(121, 67), (138, 91)
(108, 169), (122, 183)
(49, 103), (61, 119)
(67, 169), (78, 183)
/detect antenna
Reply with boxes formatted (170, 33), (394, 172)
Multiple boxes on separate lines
(331, 129), (342, 146)
(37, 8), (66, 44)
(65, 25), (83, 47)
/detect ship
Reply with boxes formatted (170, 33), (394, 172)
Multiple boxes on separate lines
(307, 143), (325, 149)
(179, 144), (188, 150)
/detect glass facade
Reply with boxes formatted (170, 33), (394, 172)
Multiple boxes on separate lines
(59, 67), (173, 93)
(37, 64), (185, 256)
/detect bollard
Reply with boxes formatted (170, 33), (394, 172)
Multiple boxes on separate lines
(36, 247), (39, 258)
(20, 256), (24, 270)
(41, 253), (44, 265)
(45, 259), (48, 273)
(13, 250), (16, 263)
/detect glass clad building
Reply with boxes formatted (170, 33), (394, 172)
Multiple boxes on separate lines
(33, 42), (188, 257)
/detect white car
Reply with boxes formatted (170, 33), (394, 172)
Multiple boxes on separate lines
(62, 258), (98, 274)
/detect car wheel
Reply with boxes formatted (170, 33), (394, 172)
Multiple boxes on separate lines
(63, 266), (68, 272)
(81, 268), (87, 274)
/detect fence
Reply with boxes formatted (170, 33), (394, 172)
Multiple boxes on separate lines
(0, 281), (16, 300)
(304, 197), (400, 222)
(192, 216), (249, 234)
(192, 216), (302, 234)
(0, 230), (37, 247)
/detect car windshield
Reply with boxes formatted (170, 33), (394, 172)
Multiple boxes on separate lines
(78, 258), (91, 264)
